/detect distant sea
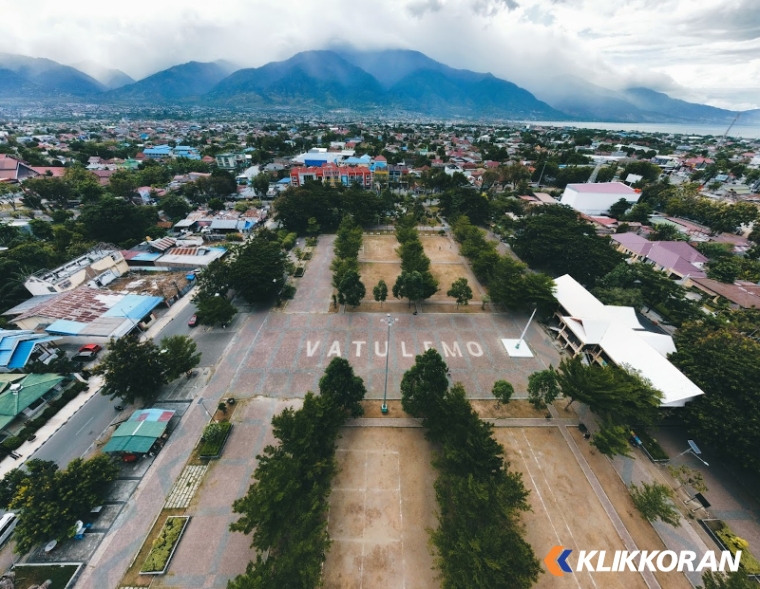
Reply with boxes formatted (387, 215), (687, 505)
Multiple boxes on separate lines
(523, 121), (760, 140)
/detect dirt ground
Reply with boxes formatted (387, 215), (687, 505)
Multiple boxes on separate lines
(567, 428), (693, 589)
(421, 235), (461, 263)
(496, 428), (650, 589)
(358, 261), (476, 305)
(323, 427), (438, 589)
(360, 235), (401, 262)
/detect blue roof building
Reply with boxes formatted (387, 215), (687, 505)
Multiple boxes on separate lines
(0, 330), (60, 372)
(143, 145), (173, 159)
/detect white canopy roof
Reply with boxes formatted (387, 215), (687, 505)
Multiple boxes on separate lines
(554, 274), (704, 407)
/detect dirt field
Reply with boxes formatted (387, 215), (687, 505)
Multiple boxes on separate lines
(360, 235), (401, 262)
(496, 428), (650, 589)
(421, 235), (461, 263)
(359, 261), (477, 304)
(323, 427), (438, 589)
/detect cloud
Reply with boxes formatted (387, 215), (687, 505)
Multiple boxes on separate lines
(407, 0), (445, 17)
(471, 0), (519, 17)
(0, 0), (756, 109)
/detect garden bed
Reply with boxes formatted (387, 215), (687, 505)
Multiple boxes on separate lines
(700, 519), (760, 574)
(294, 266), (305, 277)
(637, 429), (669, 462)
(13, 563), (81, 588)
(198, 422), (232, 458)
(140, 515), (190, 575)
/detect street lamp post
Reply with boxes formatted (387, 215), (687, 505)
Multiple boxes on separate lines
(380, 314), (397, 415)
(196, 397), (213, 420)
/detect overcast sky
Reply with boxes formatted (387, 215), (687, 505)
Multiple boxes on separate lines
(2, 0), (759, 110)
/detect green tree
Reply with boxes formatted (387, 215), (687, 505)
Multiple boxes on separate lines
(196, 259), (232, 299)
(393, 270), (438, 307)
(7, 456), (118, 553)
(513, 206), (624, 287)
(648, 223), (682, 241)
(337, 269), (366, 309)
(447, 277), (473, 309)
(22, 176), (72, 208)
(372, 279), (388, 307)
(160, 194), (192, 221)
(306, 216), (320, 236)
(491, 380), (514, 407)
(319, 357), (367, 417)
(526, 366), (560, 410)
(29, 218), (53, 241)
(401, 348), (450, 418)
(608, 197), (630, 219)
(626, 202), (653, 224)
(108, 170), (138, 197)
(629, 481), (680, 526)
(591, 423), (633, 457)
(672, 322), (760, 473)
(252, 173), (270, 197)
(228, 235), (288, 303)
(79, 196), (160, 245)
(208, 197), (225, 212)
(159, 335), (202, 381)
(196, 294), (237, 326)
(707, 257), (741, 283)
(94, 335), (167, 404)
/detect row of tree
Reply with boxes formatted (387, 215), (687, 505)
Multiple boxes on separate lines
(0, 456), (118, 553)
(400, 349), (541, 588)
(228, 358), (366, 588)
(331, 218), (366, 309)
(392, 217), (439, 307)
(451, 216), (556, 313)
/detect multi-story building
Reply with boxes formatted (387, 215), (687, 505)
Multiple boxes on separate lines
(23, 246), (129, 296)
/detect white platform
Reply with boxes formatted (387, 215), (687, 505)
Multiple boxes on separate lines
(501, 338), (534, 358)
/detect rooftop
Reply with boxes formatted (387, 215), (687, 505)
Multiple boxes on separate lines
(566, 182), (637, 195)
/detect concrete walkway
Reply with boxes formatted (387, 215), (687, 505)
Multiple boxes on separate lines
(344, 417), (580, 428)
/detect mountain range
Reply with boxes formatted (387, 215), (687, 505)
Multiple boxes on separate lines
(0, 49), (758, 125)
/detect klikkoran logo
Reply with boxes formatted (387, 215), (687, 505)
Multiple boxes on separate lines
(544, 546), (741, 576)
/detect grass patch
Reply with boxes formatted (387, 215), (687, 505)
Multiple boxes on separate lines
(13, 564), (79, 587)
(140, 516), (189, 574)
(121, 509), (184, 586)
(637, 430), (669, 461)
(198, 422), (232, 457)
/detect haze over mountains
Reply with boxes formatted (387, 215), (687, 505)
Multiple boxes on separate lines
(0, 48), (758, 125)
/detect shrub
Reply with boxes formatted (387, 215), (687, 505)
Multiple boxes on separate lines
(42, 406), (59, 420)
(18, 427), (36, 441)
(281, 284), (296, 300)
(141, 516), (188, 573)
(638, 430), (669, 461)
(715, 523), (760, 574)
(1, 437), (23, 451)
(199, 422), (232, 457)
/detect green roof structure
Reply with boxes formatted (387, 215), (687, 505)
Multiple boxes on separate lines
(103, 408), (175, 455)
(0, 373), (65, 431)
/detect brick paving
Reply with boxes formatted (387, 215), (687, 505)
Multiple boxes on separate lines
(164, 464), (208, 509)
(285, 234), (335, 314)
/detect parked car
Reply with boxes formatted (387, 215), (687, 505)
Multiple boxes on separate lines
(188, 314), (198, 327)
(73, 343), (102, 361)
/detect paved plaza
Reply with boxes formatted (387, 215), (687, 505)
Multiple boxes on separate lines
(226, 311), (562, 399)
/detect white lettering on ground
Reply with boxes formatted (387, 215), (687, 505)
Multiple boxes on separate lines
(375, 341), (388, 357)
(442, 341), (462, 358)
(307, 341), (320, 357)
(466, 341), (483, 357)
(327, 341), (341, 357)
(423, 341), (434, 351)
(352, 341), (366, 357)
(401, 342), (414, 357)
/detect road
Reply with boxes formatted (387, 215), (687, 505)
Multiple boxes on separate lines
(29, 295), (240, 468)
(30, 392), (122, 468)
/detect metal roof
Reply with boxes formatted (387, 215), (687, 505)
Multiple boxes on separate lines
(103, 408), (175, 454)
(0, 374), (64, 430)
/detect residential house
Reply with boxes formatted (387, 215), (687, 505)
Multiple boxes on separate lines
(0, 155), (38, 182)
(3, 288), (164, 344)
(215, 153), (248, 170)
(0, 374), (66, 435)
(0, 330), (60, 373)
(687, 277), (760, 310)
(23, 247), (130, 296)
(611, 233), (708, 279)
(552, 274), (704, 407)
